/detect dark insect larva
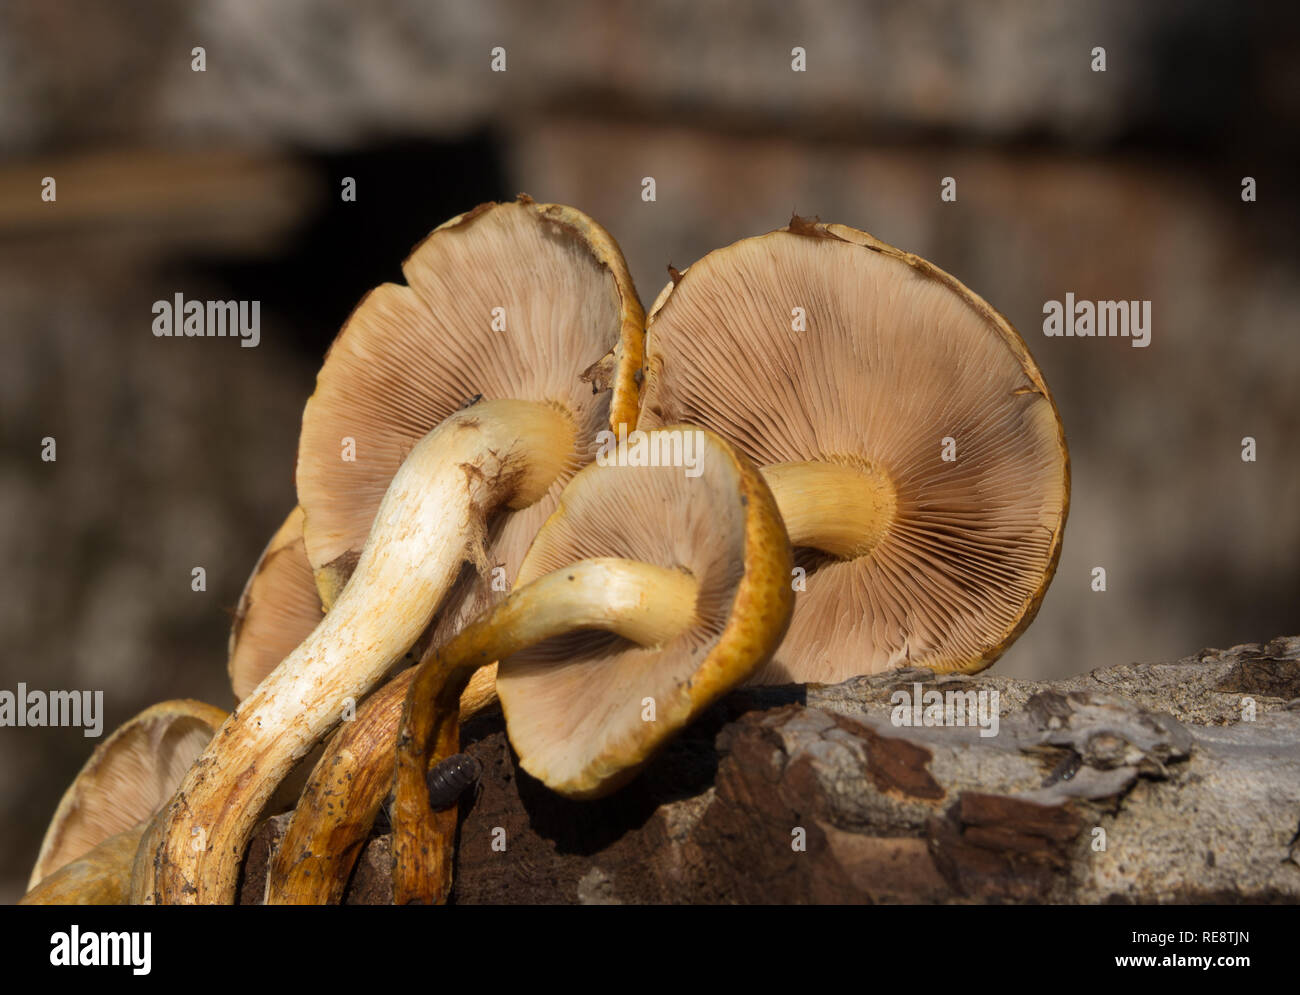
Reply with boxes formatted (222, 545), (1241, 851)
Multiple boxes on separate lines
(425, 752), (483, 811)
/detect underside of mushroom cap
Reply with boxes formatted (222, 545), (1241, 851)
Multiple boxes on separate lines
(496, 426), (793, 797)
(296, 197), (644, 631)
(28, 699), (228, 891)
(228, 506), (323, 702)
(638, 220), (1069, 681)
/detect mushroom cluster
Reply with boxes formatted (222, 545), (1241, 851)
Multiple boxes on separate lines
(22, 201), (1068, 906)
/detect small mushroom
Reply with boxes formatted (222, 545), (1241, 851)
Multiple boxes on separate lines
(22, 699), (226, 903)
(299, 196), (644, 618)
(143, 198), (643, 903)
(392, 425), (793, 903)
(637, 218), (1069, 681)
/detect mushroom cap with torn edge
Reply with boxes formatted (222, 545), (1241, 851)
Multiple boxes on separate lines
(496, 425), (794, 798)
(637, 218), (1069, 682)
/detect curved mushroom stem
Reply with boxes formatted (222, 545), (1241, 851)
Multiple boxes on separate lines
(760, 460), (897, 559)
(22, 825), (146, 905)
(138, 399), (576, 905)
(264, 668), (497, 905)
(393, 558), (699, 905)
(265, 670), (415, 905)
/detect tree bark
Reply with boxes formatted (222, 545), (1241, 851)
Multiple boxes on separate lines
(239, 636), (1300, 904)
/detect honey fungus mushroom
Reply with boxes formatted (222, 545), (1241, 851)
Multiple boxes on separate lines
(141, 198), (643, 904)
(23, 700), (227, 904)
(638, 218), (1069, 681)
(391, 426), (793, 903)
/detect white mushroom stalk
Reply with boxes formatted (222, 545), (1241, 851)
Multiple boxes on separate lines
(138, 399), (576, 904)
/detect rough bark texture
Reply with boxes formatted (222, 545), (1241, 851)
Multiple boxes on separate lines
(240, 636), (1300, 904)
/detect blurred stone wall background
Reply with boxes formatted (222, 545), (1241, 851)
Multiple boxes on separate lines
(1, 0), (1296, 901)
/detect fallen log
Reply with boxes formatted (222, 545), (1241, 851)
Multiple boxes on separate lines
(239, 636), (1300, 904)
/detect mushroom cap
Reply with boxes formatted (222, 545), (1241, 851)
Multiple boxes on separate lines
(296, 197), (644, 631)
(638, 219), (1069, 681)
(227, 506), (323, 702)
(496, 426), (794, 798)
(20, 826), (145, 906)
(28, 699), (228, 890)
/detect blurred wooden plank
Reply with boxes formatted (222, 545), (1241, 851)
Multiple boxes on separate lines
(0, 147), (318, 251)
